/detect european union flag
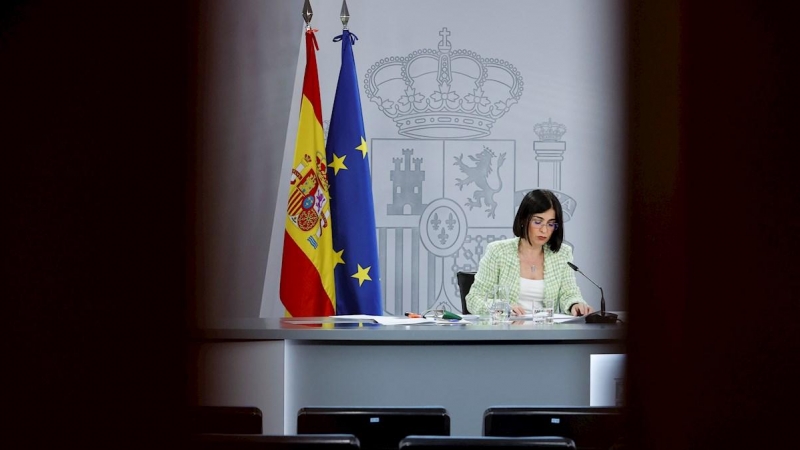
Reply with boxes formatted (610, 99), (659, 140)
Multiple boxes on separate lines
(326, 30), (383, 315)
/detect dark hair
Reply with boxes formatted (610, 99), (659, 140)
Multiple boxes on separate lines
(513, 189), (564, 252)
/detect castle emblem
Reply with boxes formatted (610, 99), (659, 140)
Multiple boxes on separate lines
(363, 28), (524, 139)
(388, 149), (427, 215)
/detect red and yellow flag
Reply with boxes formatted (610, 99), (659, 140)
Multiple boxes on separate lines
(280, 29), (336, 317)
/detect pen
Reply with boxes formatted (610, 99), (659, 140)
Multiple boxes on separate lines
(404, 312), (422, 318)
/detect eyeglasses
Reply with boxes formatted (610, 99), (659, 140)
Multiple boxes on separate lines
(530, 219), (559, 232)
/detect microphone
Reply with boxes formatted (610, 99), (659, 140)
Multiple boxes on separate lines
(566, 262), (618, 324)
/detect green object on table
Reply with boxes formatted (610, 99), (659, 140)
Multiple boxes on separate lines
(441, 311), (462, 320)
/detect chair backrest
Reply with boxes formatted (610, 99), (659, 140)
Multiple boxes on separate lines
(456, 271), (476, 314)
(189, 406), (263, 435)
(400, 436), (576, 450)
(297, 407), (450, 450)
(483, 407), (624, 450)
(190, 433), (360, 450)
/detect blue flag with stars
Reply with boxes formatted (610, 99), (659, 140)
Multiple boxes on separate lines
(326, 30), (383, 315)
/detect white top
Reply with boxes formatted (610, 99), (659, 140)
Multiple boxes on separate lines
(518, 278), (546, 312)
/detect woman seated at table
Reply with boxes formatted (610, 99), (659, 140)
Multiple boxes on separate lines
(465, 189), (594, 317)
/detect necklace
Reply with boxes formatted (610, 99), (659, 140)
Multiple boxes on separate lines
(519, 242), (543, 276)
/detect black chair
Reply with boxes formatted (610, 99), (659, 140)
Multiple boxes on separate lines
(483, 407), (625, 450)
(190, 433), (360, 450)
(456, 271), (476, 314)
(189, 406), (264, 435)
(400, 436), (576, 450)
(297, 407), (450, 450)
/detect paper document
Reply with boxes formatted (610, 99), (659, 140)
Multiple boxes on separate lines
(333, 314), (434, 325)
(553, 313), (578, 323)
(505, 313), (575, 323)
(433, 318), (471, 325)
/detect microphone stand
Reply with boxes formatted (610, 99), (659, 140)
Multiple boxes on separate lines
(568, 262), (618, 324)
(583, 284), (618, 324)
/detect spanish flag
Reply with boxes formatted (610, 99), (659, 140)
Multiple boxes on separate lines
(280, 28), (335, 317)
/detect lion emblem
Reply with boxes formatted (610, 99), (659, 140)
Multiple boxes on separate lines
(453, 146), (506, 219)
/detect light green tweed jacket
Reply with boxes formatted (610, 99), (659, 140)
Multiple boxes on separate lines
(465, 237), (587, 314)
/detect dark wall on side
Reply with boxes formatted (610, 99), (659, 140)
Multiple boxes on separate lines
(2, 1), (301, 445)
(624, 1), (798, 449)
(2, 1), (192, 446)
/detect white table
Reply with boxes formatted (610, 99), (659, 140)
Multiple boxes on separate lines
(191, 317), (625, 436)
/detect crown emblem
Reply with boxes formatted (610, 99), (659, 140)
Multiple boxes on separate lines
(363, 28), (524, 139)
(534, 118), (567, 141)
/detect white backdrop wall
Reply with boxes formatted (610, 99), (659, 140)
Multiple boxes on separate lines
(261, 0), (626, 317)
(194, 0), (299, 323)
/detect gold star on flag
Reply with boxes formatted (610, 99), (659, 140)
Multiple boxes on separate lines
(329, 153), (348, 175)
(356, 136), (369, 158)
(333, 249), (345, 268)
(351, 264), (372, 286)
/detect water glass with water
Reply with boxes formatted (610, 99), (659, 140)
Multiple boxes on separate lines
(532, 298), (555, 325)
(485, 284), (511, 324)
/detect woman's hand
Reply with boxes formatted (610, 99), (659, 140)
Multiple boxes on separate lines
(570, 303), (594, 316)
(510, 304), (527, 317)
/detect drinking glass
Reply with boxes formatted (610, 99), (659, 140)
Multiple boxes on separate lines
(485, 284), (511, 324)
(532, 298), (555, 325)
